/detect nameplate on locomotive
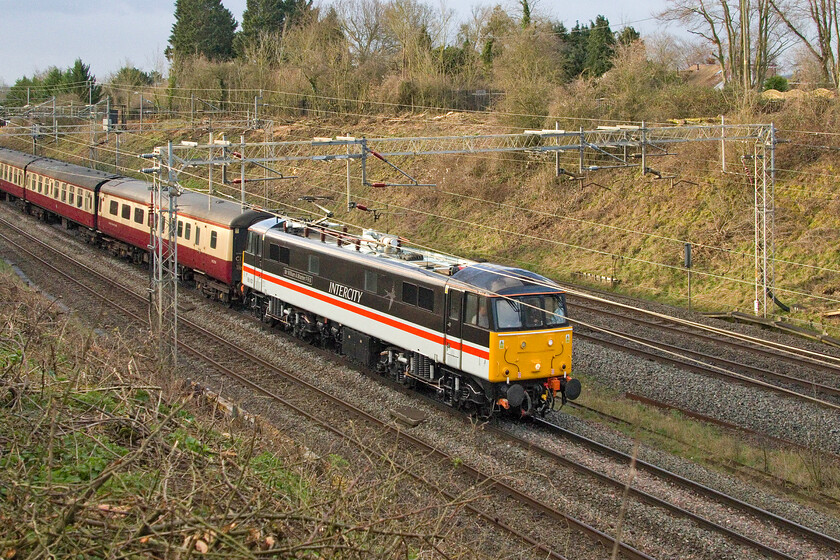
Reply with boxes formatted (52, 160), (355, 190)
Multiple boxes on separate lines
(283, 268), (313, 286)
(329, 281), (363, 303)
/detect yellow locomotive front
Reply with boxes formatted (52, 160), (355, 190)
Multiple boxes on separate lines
(487, 292), (579, 416)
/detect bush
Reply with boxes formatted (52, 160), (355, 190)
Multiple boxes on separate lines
(763, 75), (789, 92)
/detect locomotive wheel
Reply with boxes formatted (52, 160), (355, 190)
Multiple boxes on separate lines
(519, 391), (533, 419)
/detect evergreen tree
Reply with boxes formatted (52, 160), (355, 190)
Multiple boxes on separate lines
(167, 0), (238, 61)
(65, 59), (102, 104)
(237, 0), (312, 51)
(520, 0), (531, 28)
(617, 26), (640, 46)
(42, 67), (66, 97)
(584, 15), (615, 77)
(560, 21), (589, 80)
(4, 77), (40, 107)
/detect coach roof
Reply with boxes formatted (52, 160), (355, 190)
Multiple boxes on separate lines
(101, 178), (272, 227)
(0, 148), (42, 169)
(27, 157), (119, 189)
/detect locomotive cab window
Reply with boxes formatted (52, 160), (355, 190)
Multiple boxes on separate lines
(465, 293), (489, 328)
(493, 294), (567, 330)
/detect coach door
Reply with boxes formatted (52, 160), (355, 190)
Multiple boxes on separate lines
(444, 288), (463, 369)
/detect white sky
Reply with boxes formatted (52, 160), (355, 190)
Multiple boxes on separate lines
(0, 0), (671, 86)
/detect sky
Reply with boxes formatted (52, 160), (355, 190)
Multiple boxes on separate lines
(0, 0), (671, 86)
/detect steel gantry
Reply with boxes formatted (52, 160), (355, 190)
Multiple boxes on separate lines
(155, 121), (777, 316)
(141, 143), (180, 366)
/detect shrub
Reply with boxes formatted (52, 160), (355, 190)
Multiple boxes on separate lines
(763, 75), (789, 92)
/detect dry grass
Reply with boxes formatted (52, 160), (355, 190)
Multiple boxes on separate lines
(571, 381), (840, 508)
(0, 271), (482, 559)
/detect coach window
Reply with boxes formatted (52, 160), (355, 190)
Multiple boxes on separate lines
(76, 190), (83, 208)
(177, 220), (183, 238)
(402, 282), (418, 306)
(134, 207), (144, 224)
(60, 184), (66, 203)
(364, 270), (377, 292)
(418, 286), (434, 312)
(121, 204), (131, 220)
(194, 227), (200, 245)
(184, 223), (191, 240)
(308, 255), (319, 275)
(210, 231), (218, 250)
(68, 186), (75, 206)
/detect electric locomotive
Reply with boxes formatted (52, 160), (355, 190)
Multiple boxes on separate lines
(241, 218), (579, 417)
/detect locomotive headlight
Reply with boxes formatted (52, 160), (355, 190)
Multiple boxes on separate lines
(548, 339), (553, 347)
(520, 341), (526, 349)
(535, 363), (541, 371)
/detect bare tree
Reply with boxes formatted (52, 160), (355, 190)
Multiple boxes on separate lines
(660, 0), (788, 88)
(769, 0), (840, 88)
(383, 0), (435, 76)
(336, 0), (395, 63)
(456, 5), (494, 52)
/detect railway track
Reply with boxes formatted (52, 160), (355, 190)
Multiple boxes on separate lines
(0, 215), (652, 560)
(567, 397), (840, 507)
(373, 368), (840, 559)
(569, 298), (840, 374)
(2, 212), (839, 559)
(566, 297), (840, 413)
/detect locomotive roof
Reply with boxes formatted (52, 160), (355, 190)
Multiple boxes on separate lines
(101, 178), (272, 227)
(254, 218), (559, 296)
(0, 148), (42, 168)
(27, 157), (119, 189)
(451, 263), (561, 295)
(258, 218), (463, 288)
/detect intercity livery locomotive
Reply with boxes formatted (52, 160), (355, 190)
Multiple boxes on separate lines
(0, 146), (579, 418)
(242, 220), (579, 418)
